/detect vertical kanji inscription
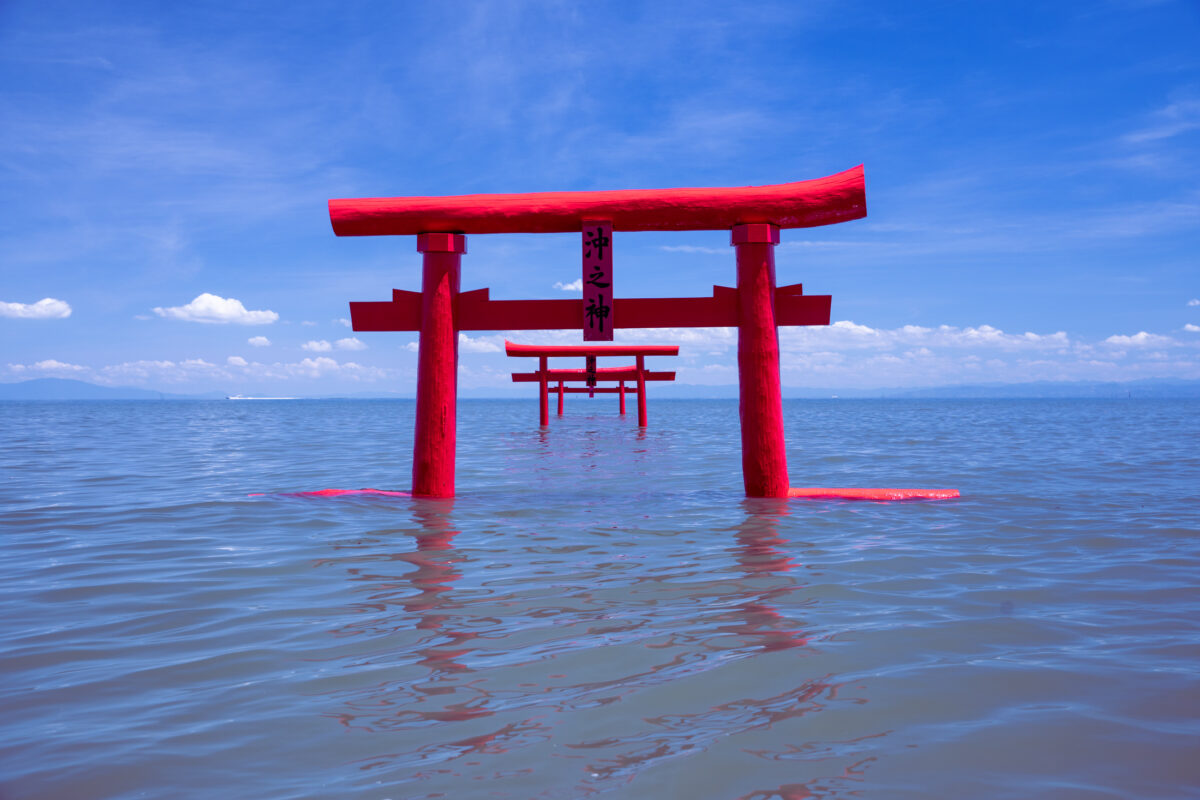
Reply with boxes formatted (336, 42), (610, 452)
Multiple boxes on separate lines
(582, 220), (613, 341)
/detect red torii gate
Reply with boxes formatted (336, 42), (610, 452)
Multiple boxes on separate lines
(333, 165), (958, 501)
(506, 341), (678, 426)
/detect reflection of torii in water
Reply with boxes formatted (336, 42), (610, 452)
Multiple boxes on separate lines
(398, 504), (476, 678)
(314, 502), (879, 789)
(721, 503), (882, 799)
(323, 502), (562, 767)
(721, 498), (809, 654)
(573, 502), (879, 793)
(321, 503), (489, 730)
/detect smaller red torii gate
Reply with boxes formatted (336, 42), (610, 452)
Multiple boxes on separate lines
(506, 341), (678, 426)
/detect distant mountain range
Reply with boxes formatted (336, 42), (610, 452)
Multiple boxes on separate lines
(3, 376), (1199, 401)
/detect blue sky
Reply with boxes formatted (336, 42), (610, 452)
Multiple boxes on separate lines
(2, 0), (1198, 395)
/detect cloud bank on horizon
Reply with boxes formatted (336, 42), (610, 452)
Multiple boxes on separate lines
(7, 319), (1199, 393)
(1, 1), (1198, 395)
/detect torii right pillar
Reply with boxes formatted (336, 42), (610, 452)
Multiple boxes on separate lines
(733, 223), (790, 497)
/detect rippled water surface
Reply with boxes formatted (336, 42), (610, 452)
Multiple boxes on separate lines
(2, 399), (1197, 799)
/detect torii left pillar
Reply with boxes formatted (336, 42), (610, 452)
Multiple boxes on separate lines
(412, 232), (465, 497)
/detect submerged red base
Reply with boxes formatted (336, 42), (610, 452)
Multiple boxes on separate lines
(788, 487), (959, 501)
(250, 488), (411, 498)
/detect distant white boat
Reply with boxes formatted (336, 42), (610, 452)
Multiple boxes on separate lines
(225, 395), (298, 400)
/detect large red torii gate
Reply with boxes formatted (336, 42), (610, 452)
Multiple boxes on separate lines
(332, 166), (957, 501)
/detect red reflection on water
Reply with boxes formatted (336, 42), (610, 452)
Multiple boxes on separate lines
(392, 502), (477, 679)
(734, 500), (798, 575)
(723, 498), (808, 653)
(739, 782), (815, 800)
(323, 500), (494, 732)
(568, 502), (824, 788)
(577, 677), (840, 783)
(351, 719), (553, 773)
(737, 756), (877, 799)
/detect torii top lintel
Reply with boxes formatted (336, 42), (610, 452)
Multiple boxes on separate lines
(329, 166), (865, 236)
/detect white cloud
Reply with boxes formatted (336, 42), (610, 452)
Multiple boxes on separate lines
(84, 354), (389, 386)
(301, 321), (317, 326)
(616, 326), (736, 353)
(99, 358), (228, 384)
(302, 339), (332, 352)
(553, 278), (583, 292)
(1185, 324), (1200, 333)
(659, 244), (725, 255)
(0, 298), (72, 319)
(8, 359), (88, 373)
(335, 337), (366, 351)
(336, 318), (352, 327)
(780, 321), (1072, 353)
(248, 336), (271, 347)
(829, 320), (879, 338)
(287, 357), (386, 380)
(1103, 331), (1176, 347)
(1189, 299), (1199, 307)
(101, 360), (176, 378)
(459, 333), (502, 353)
(294, 356), (339, 374)
(1123, 98), (1200, 144)
(153, 293), (278, 325)
(779, 240), (869, 249)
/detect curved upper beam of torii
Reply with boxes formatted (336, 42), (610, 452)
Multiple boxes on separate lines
(328, 165), (865, 236)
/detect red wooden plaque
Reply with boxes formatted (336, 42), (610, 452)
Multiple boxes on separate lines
(582, 220), (613, 341)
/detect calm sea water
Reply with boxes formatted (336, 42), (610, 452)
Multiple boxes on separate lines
(1, 398), (1197, 799)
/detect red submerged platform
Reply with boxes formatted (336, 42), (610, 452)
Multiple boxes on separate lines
(789, 487), (960, 501)
(249, 488), (411, 498)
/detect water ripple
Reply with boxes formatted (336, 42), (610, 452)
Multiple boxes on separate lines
(1, 399), (1197, 798)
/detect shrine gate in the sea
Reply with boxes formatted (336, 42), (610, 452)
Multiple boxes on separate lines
(331, 166), (958, 501)
(506, 341), (679, 427)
